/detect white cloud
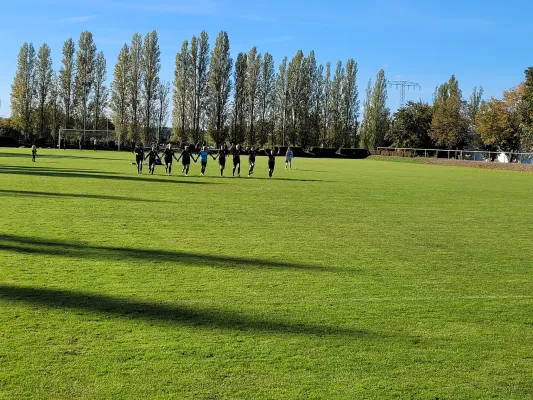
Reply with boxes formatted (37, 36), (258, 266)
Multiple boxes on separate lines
(54, 15), (96, 23)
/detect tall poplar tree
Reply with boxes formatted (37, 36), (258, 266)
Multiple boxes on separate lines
(310, 63), (324, 146)
(246, 47), (261, 145)
(156, 81), (171, 143)
(359, 70), (389, 149)
(59, 38), (75, 129)
(287, 50), (304, 145)
(274, 56), (288, 146)
(188, 31), (210, 142)
(173, 40), (190, 143)
(231, 52), (247, 144)
(330, 61), (344, 147)
(11, 43), (36, 140)
(91, 51), (108, 130)
(321, 62), (332, 145)
(207, 31), (232, 146)
(128, 33), (143, 142)
(35, 43), (53, 137)
(111, 44), (130, 142)
(257, 52), (275, 146)
(74, 31), (96, 134)
(342, 58), (359, 147)
(48, 73), (62, 143)
(141, 30), (161, 143)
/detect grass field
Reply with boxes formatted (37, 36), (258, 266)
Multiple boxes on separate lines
(1, 148), (532, 399)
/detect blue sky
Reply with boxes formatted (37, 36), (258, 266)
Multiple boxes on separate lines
(0, 0), (531, 117)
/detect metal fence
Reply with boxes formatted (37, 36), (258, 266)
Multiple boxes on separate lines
(376, 147), (533, 164)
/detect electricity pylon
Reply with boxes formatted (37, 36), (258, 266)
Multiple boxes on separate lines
(388, 80), (421, 106)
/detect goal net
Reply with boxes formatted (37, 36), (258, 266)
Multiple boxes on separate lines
(58, 129), (120, 150)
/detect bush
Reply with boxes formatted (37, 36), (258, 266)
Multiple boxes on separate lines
(308, 147), (339, 158)
(34, 136), (54, 148)
(0, 136), (20, 147)
(338, 148), (370, 159)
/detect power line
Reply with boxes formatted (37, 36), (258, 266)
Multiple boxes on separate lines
(388, 80), (421, 106)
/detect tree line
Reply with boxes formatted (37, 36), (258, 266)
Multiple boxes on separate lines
(6, 28), (533, 152)
(383, 72), (533, 154)
(7, 29), (360, 148)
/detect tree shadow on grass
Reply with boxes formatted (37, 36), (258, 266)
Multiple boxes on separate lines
(0, 165), (121, 175)
(0, 234), (344, 273)
(0, 189), (167, 203)
(0, 152), (34, 159)
(0, 284), (370, 337)
(0, 167), (213, 185)
(0, 151), (125, 161)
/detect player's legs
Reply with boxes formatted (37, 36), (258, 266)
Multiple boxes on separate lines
(185, 164), (190, 176)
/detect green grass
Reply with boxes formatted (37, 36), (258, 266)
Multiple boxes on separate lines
(1, 148), (532, 399)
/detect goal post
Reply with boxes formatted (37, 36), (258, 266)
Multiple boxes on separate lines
(58, 129), (120, 150)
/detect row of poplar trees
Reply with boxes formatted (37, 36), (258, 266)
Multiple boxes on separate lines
(10, 29), (363, 148)
(171, 30), (360, 148)
(10, 30), (166, 145)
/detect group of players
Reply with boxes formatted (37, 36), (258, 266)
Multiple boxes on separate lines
(133, 144), (295, 178)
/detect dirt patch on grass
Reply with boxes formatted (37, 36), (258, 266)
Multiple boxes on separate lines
(371, 156), (533, 172)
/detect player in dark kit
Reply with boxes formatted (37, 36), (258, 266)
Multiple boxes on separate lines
(145, 145), (161, 175)
(31, 145), (37, 162)
(230, 144), (242, 177)
(134, 145), (145, 174)
(265, 148), (277, 178)
(177, 146), (197, 176)
(247, 146), (258, 177)
(162, 144), (179, 176)
(212, 145), (229, 177)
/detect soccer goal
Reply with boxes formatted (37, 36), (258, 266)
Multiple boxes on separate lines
(58, 129), (120, 150)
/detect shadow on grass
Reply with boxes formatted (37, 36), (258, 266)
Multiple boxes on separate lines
(0, 165), (121, 175)
(0, 189), (166, 203)
(0, 234), (342, 273)
(0, 284), (369, 337)
(0, 151), (125, 161)
(0, 166), (213, 185)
